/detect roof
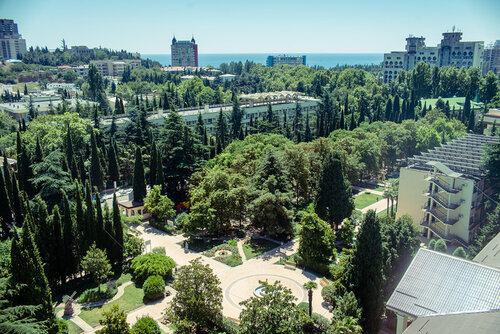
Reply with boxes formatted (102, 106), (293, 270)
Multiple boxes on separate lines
(473, 232), (500, 269)
(408, 134), (500, 178)
(403, 309), (500, 334)
(118, 201), (144, 209)
(386, 248), (500, 318)
(425, 161), (462, 178)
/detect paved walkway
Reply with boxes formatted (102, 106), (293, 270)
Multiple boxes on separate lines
(353, 186), (385, 197)
(361, 198), (392, 214)
(237, 240), (247, 262)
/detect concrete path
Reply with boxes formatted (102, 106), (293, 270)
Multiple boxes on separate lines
(353, 185), (385, 197)
(361, 198), (392, 214)
(237, 240), (247, 262)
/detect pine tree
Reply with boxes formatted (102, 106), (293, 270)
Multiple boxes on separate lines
(341, 210), (384, 334)
(90, 127), (104, 191)
(112, 193), (123, 266)
(133, 147), (146, 202)
(314, 152), (354, 230)
(0, 170), (12, 240)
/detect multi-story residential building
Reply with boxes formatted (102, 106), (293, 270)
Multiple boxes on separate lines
(396, 134), (499, 246)
(101, 91), (320, 134)
(171, 36), (198, 67)
(90, 59), (141, 77)
(383, 31), (484, 83)
(483, 40), (500, 75)
(266, 55), (306, 67)
(0, 19), (27, 60)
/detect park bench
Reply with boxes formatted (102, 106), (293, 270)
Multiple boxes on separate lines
(284, 261), (296, 270)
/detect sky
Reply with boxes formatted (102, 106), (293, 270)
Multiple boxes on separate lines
(1, 0), (499, 54)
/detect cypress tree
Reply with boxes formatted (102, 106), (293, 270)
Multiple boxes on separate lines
(314, 152), (354, 230)
(349, 113), (356, 131)
(62, 194), (77, 278)
(304, 112), (312, 142)
(108, 139), (120, 186)
(339, 108), (345, 130)
(66, 125), (74, 168)
(74, 182), (85, 259)
(0, 170), (12, 239)
(90, 128), (104, 191)
(94, 190), (104, 249)
(3, 155), (12, 201)
(156, 150), (165, 194)
(11, 173), (22, 226)
(34, 197), (51, 276)
(84, 180), (95, 252)
(16, 132), (34, 197)
(150, 141), (157, 186)
(103, 203), (114, 261)
(341, 210), (384, 334)
(133, 147), (146, 202)
(293, 102), (303, 142)
(392, 95), (400, 122)
(467, 108), (475, 132)
(112, 193), (123, 266)
(34, 136), (44, 164)
(51, 205), (64, 284)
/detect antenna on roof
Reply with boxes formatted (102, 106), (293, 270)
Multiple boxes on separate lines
(452, 25), (456, 32)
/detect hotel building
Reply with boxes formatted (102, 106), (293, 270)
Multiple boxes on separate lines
(171, 36), (198, 67)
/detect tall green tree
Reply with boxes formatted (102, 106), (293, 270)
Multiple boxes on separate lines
(298, 212), (335, 267)
(132, 147), (146, 202)
(16, 132), (35, 197)
(112, 193), (124, 266)
(107, 138), (120, 186)
(230, 93), (243, 139)
(62, 194), (77, 278)
(50, 205), (65, 284)
(341, 210), (383, 334)
(90, 127), (104, 191)
(0, 171), (12, 240)
(81, 243), (113, 293)
(314, 152), (354, 230)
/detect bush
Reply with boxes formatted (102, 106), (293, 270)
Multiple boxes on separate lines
(217, 317), (239, 334)
(428, 239), (436, 250)
(152, 247), (165, 255)
(175, 212), (189, 228)
(328, 263), (345, 280)
(131, 316), (161, 334)
(434, 239), (448, 253)
(130, 253), (176, 281)
(297, 302), (309, 313)
(79, 287), (117, 303)
(321, 284), (338, 307)
(452, 246), (466, 258)
(143, 275), (165, 300)
(149, 219), (176, 234)
(227, 239), (238, 247)
(311, 313), (330, 332)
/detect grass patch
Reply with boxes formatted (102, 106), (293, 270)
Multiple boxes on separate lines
(185, 238), (224, 253)
(242, 238), (280, 260)
(354, 192), (381, 209)
(203, 244), (242, 267)
(61, 319), (83, 334)
(78, 283), (144, 328)
(276, 253), (300, 265)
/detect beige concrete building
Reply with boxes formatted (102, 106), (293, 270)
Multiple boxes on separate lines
(396, 134), (499, 246)
(0, 19), (27, 60)
(90, 59), (141, 77)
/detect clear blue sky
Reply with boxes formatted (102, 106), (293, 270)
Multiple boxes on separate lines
(1, 0), (499, 54)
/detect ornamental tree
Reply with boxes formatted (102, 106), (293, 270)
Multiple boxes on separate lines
(81, 243), (113, 292)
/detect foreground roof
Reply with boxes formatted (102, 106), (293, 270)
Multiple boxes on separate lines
(403, 309), (500, 334)
(408, 134), (499, 177)
(386, 248), (500, 318)
(473, 232), (500, 269)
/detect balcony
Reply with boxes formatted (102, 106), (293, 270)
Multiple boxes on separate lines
(423, 191), (463, 210)
(420, 220), (469, 247)
(422, 205), (460, 225)
(425, 176), (462, 194)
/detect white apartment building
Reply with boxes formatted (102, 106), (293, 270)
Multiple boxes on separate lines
(383, 31), (484, 83)
(396, 134), (499, 246)
(0, 19), (27, 60)
(90, 59), (141, 77)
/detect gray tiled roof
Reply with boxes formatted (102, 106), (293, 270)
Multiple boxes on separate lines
(474, 232), (500, 270)
(386, 248), (500, 318)
(403, 310), (500, 334)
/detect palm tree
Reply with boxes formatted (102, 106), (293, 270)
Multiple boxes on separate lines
(303, 281), (318, 317)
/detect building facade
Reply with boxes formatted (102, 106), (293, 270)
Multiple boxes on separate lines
(266, 55), (306, 67)
(483, 40), (500, 75)
(90, 59), (141, 77)
(0, 19), (27, 60)
(383, 31), (484, 83)
(396, 134), (499, 246)
(171, 37), (198, 67)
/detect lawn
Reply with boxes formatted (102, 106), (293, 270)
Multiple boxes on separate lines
(78, 283), (144, 328)
(61, 319), (83, 334)
(354, 192), (381, 209)
(185, 238), (224, 253)
(203, 243), (242, 267)
(242, 238), (280, 260)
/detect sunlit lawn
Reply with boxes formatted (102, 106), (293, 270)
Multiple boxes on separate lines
(78, 283), (144, 328)
(354, 192), (381, 209)
(243, 238), (280, 259)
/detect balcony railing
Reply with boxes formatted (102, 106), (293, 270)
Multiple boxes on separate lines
(425, 176), (462, 194)
(420, 220), (469, 247)
(423, 191), (463, 210)
(422, 206), (460, 225)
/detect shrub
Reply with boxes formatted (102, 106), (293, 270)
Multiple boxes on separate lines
(428, 239), (436, 250)
(321, 284), (338, 307)
(227, 239), (238, 247)
(297, 302), (309, 313)
(79, 286), (117, 303)
(143, 275), (165, 300)
(130, 253), (176, 281)
(434, 239), (448, 253)
(131, 316), (161, 334)
(175, 212), (189, 228)
(452, 246), (466, 258)
(328, 263), (345, 280)
(149, 220), (176, 235)
(311, 313), (330, 332)
(152, 247), (165, 255)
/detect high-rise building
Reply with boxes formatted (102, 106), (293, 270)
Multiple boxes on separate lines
(171, 36), (198, 67)
(0, 19), (27, 60)
(266, 55), (306, 67)
(383, 30), (484, 83)
(483, 40), (500, 75)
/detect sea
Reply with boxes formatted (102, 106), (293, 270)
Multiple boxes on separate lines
(142, 53), (383, 69)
